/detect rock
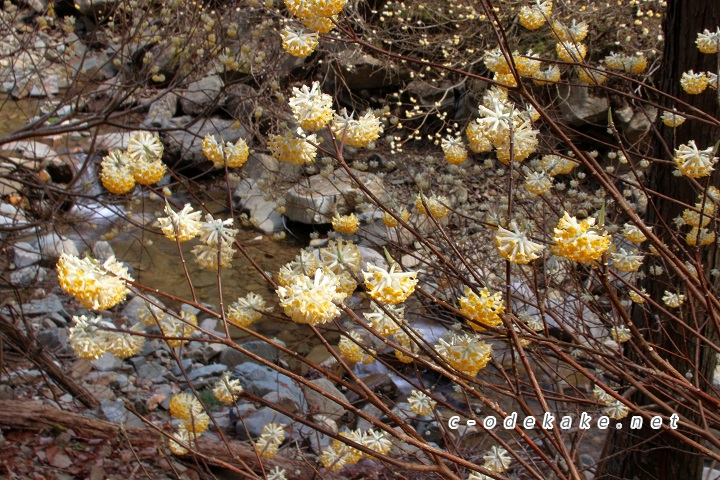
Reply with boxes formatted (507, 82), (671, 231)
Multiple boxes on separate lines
(235, 407), (292, 440)
(179, 75), (224, 116)
(10, 265), (48, 286)
(232, 362), (305, 411)
(220, 340), (285, 368)
(558, 85), (610, 126)
(36, 328), (69, 353)
(29, 74), (59, 97)
(185, 364), (227, 381)
(71, 50), (116, 79)
(186, 342), (226, 364)
(357, 403), (383, 431)
(625, 105), (657, 145)
(170, 358), (194, 376)
(95, 131), (143, 152)
(302, 378), (348, 421)
(21, 0), (47, 13)
(0, 203), (27, 223)
(331, 48), (407, 90)
(22, 293), (68, 318)
(223, 83), (258, 119)
(240, 153), (303, 184)
(163, 116), (248, 173)
(75, 0), (115, 16)
(91, 352), (124, 372)
(263, 390), (306, 414)
(100, 399), (128, 424)
(284, 168), (387, 224)
(136, 362), (167, 381)
(233, 179), (284, 234)
(2, 140), (57, 164)
(91, 241), (115, 261)
(33, 232), (79, 260)
(356, 245), (387, 272)
(143, 93), (178, 129)
(404, 80), (475, 123)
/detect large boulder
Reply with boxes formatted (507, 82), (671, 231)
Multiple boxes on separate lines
(284, 168), (387, 224)
(163, 116), (248, 173)
(331, 48), (407, 90)
(558, 85), (610, 126)
(179, 75), (224, 116)
(233, 179), (284, 234)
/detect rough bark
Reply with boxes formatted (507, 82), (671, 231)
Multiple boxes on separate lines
(0, 399), (317, 478)
(597, 1), (720, 479)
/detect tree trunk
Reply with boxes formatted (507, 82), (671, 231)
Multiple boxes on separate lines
(598, 1), (720, 479)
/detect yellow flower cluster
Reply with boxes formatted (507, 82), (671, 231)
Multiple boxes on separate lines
(441, 136), (468, 165)
(331, 109), (383, 148)
(661, 110), (686, 128)
(157, 203), (201, 242)
(524, 171), (553, 195)
(106, 324), (146, 358)
(518, 1), (552, 30)
(68, 315), (108, 360)
(459, 287), (505, 330)
(629, 288), (647, 303)
(541, 154), (576, 176)
(268, 130), (318, 165)
(382, 208), (409, 227)
(680, 70), (708, 94)
(662, 291), (685, 308)
(202, 134), (250, 169)
(289, 82), (334, 131)
(126, 132), (166, 185)
(494, 221), (545, 264)
(364, 302), (404, 336)
(363, 263), (418, 305)
(168, 393), (209, 455)
(696, 27), (720, 54)
(161, 310), (197, 348)
(255, 423), (286, 459)
(483, 445), (512, 473)
(686, 227), (715, 246)
(532, 65), (561, 85)
(623, 223), (649, 243)
(436, 332), (492, 377)
(191, 214), (238, 270)
(392, 328), (419, 363)
(552, 212), (611, 263)
(577, 67), (607, 85)
(674, 140), (718, 178)
(605, 52), (648, 74)
(556, 41), (587, 63)
(100, 150), (135, 194)
(319, 238), (361, 274)
(281, 26), (319, 57)
(276, 268), (347, 325)
(320, 429), (391, 470)
(338, 330), (375, 364)
(552, 20), (588, 42)
(213, 372), (244, 403)
(227, 292), (269, 327)
(611, 325), (632, 343)
(415, 193), (449, 218)
(408, 390), (436, 415)
(682, 200), (715, 227)
(332, 213), (360, 234)
(57, 254), (133, 310)
(611, 248), (645, 272)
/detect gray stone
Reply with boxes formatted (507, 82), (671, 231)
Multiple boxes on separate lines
(302, 378), (348, 421)
(22, 293), (67, 317)
(179, 75), (224, 116)
(136, 362), (167, 381)
(220, 340), (285, 368)
(235, 406), (292, 440)
(92, 241), (115, 261)
(232, 362), (304, 410)
(143, 94), (178, 129)
(355, 245), (387, 272)
(233, 179), (284, 234)
(263, 390), (306, 414)
(625, 105), (657, 145)
(21, 0), (47, 13)
(185, 364), (227, 381)
(2, 141), (57, 163)
(170, 358), (194, 376)
(72, 50), (116, 79)
(34, 232), (79, 259)
(331, 48), (407, 90)
(13, 242), (41, 268)
(36, 328), (69, 352)
(91, 352), (124, 372)
(356, 402), (383, 431)
(75, 0), (115, 16)
(10, 265), (48, 286)
(95, 131), (142, 152)
(163, 116), (248, 172)
(29, 74), (59, 97)
(284, 168), (388, 224)
(0, 203), (26, 223)
(223, 83), (258, 119)
(558, 85), (610, 126)
(240, 153), (303, 185)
